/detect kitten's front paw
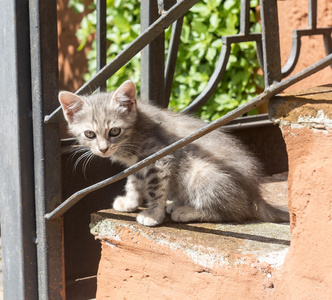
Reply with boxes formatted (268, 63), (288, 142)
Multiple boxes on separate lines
(113, 196), (139, 212)
(137, 210), (164, 227)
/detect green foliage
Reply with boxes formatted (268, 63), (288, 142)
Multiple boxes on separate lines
(68, 0), (263, 121)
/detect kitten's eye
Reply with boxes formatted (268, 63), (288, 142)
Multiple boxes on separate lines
(84, 130), (96, 139)
(109, 127), (121, 137)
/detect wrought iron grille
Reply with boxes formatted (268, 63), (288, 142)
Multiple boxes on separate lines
(0, 0), (331, 299)
(44, 0), (332, 221)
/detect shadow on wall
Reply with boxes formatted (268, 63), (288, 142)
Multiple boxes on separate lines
(57, 0), (93, 92)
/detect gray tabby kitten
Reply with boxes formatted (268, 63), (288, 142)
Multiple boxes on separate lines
(59, 80), (289, 226)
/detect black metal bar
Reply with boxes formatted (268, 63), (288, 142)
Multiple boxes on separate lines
(240, 0), (250, 36)
(0, 1), (38, 299)
(256, 39), (264, 70)
(259, 0), (282, 87)
(29, 0), (65, 298)
(97, 0), (107, 92)
(281, 30), (301, 77)
(44, 0), (201, 123)
(308, 0), (317, 29)
(45, 53), (332, 220)
(165, 17), (183, 105)
(323, 33), (332, 57)
(295, 28), (332, 36)
(140, 0), (166, 107)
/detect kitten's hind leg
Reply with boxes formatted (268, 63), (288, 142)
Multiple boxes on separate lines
(113, 174), (142, 212)
(166, 200), (181, 214)
(171, 205), (220, 223)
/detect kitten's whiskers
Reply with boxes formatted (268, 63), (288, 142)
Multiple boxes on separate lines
(82, 151), (95, 176)
(120, 141), (146, 156)
(71, 147), (95, 177)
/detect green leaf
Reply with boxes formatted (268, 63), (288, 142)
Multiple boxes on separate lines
(113, 13), (130, 32)
(209, 13), (220, 30)
(191, 19), (208, 35)
(216, 27), (237, 36)
(180, 24), (191, 43)
(206, 47), (217, 62)
(250, 0), (259, 7)
(226, 13), (238, 29)
(190, 3), (211, 17)
(211, 39), (223, 49)
(223, 0), (236, 10)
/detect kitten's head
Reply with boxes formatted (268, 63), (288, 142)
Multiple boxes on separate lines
(59, 80), (137, 158)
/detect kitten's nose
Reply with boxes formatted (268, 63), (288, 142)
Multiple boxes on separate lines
(99, 147), (109, 154)
(98, 140), (109, 154)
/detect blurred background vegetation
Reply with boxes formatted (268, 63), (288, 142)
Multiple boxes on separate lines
(68, 0), (263, 121)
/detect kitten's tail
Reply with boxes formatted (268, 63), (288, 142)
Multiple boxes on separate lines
(256, 200), (290, 222)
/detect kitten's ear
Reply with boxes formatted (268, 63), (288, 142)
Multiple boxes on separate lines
(111, 80), (137, 112)
(58, 91), (84, 123)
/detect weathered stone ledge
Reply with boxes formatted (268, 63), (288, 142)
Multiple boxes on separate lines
(269, 84), (332, 131)
(90, 210), (290, 269)
(90, 177), (290, 300)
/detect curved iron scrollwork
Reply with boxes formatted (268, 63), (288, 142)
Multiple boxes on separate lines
(176, 0), (264, 113)
(181, 33), (263, 114)
(282, 0), (332, 77)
